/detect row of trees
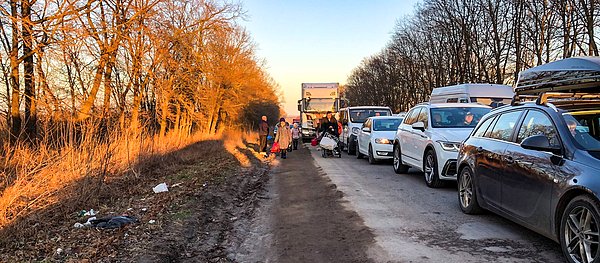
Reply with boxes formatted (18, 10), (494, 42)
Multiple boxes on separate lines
(0, 0), (280, 143)
(345, 0), (599, 112)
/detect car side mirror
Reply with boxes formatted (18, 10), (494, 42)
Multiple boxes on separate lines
(362, 127), (371, 133)
(411, 122), (425, 131)
(521, 135), (561, 155)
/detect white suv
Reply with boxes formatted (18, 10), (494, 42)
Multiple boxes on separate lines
(392, 103), (491, 188)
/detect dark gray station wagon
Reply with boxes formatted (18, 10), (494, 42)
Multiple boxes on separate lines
(457, 57), (600, 263)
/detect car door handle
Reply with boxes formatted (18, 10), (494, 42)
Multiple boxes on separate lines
(505, 156), (514, 164)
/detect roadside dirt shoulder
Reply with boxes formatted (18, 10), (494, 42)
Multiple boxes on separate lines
(267, 145), (376, 262)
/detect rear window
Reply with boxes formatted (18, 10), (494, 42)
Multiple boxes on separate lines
(349, 109), (392, 123)
(373, 118), (403, 131)
(430, 107), (491, 128)
(470, 97), (512, 108)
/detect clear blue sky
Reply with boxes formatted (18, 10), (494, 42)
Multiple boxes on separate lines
(240, 0), (421, 116)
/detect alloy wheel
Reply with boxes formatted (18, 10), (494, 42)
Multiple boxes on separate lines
(393, 146), (400, 170)
(564, 205), (600, 263)
(424, 153), (434, 183)
(459, 169), (473, 209)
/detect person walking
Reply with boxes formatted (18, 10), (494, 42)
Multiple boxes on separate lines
(319, 111), (339, 138)
(274, 118), (291, 159)
(259, 115), (269, 154)
(291, 123), (300, 150)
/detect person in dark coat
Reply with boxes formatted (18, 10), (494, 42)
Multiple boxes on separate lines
(319, 112), (339, 137)
(259, 115), (269, 153)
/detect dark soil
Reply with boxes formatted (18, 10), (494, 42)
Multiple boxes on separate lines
(0, 138), (270, 263)
(269, 145), (376, 263)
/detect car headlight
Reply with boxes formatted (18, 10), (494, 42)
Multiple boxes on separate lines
(375, 138), (392, 144)
(351, 127), (360, 135)
(438, 141), (461, 151)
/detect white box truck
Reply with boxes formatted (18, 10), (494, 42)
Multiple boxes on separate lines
(430, 83), (514, 108)
(297, 83), (342, 141)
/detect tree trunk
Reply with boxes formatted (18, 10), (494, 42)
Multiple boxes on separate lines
(22, 0), (36, 141)
(9, 0), (21, 143)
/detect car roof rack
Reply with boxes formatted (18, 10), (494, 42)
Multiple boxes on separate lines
(512, 57), (600, 106)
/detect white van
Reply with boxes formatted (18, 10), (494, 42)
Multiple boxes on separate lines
(339, 106), (393, 155)
(429, 83), (514, 108)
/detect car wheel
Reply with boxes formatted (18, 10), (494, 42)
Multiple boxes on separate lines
(560, 195), (600, 263)
(368, 144), (378, 164)
(424, 149), (444, 188)
(356, 143), (364, 159)
(458, 166), (482, 214)
(348, 138), (356, 155)
(393, 144), (410, 174)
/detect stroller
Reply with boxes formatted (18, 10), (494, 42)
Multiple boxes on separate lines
(319, 132), (342, 158)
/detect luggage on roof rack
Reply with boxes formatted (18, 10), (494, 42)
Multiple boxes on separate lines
(515, 57), (600, 95)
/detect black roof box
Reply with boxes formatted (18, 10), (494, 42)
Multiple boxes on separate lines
(515, 57), (600, 95)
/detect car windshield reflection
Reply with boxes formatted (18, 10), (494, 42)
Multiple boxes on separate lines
(563, 111), (600, 151)
(431, 107), (491, 128)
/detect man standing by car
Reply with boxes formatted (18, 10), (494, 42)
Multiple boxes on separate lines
(259, 115), (269, 154)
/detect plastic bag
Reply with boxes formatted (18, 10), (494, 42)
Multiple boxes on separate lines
(320, 137), (336, 151)
(90, 216), (137, 229)
(271, 142), (280, 153)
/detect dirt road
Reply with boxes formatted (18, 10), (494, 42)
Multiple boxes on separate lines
(233, 145), (377, 263)
(235, 142), (564, 263)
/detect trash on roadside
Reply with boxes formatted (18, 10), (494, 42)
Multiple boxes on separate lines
(153, 183), (169, 193)
(141, 208), (148, 212)
(171, 182), (183, 188)
(78, 209), (97, 217)
(202, 183), (207, 187)
(127, 208), (133, 211)
(90, 216), (138, 229)
(73, 223), (84, 228)
(56, 248), (63, 255)
(148, 219), (156, 224)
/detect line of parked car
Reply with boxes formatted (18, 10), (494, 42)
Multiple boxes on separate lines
(337, 57), (600, 263)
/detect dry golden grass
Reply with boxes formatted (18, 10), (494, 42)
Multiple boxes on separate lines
(0, 123), (258, 235)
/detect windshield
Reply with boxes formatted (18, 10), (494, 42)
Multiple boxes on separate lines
(563, 111), (600, 151)
(373, 118), (403, 131)
(430, 107), (491, 128)
(305, 98), (336, 112)
(350, 109), (392, 123)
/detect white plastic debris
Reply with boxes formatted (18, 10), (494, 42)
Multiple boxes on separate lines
(73, 223), (85, 228)
(148, 220), (156, 224)
(56, 248), (63, 255)
(202, 183), (207, 187)
(83, 209), (96, 216)
(171, 182), (183, 188)
(153, 183), (169, 193)
(127, 208), (133, 211)
(141, 208), (148, 212)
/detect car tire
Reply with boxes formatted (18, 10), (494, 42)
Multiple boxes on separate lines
(560, 195), (600, 263)
(393, 144), (410, 174)
(348, 138), (357, 155)
(424, 149), (444, 188)
(458, 166), (483, 214)
(356, 143), (364, 159)
(368, 144), (378, 164)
